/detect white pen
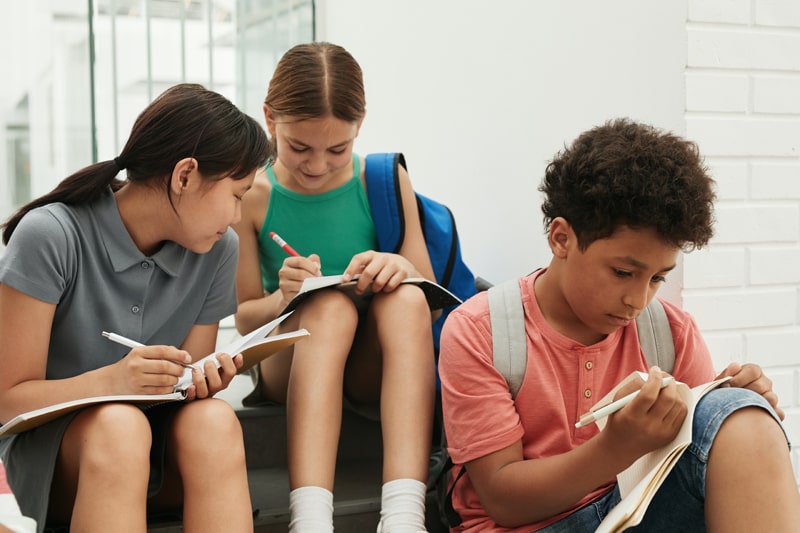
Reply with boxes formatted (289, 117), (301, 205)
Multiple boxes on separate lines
(101, 331), (144, 349)
(101, 331), (193, 369)
(575, 376), (674, 428)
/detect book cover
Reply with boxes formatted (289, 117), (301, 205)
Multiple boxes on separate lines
(281, 274), (462, 315)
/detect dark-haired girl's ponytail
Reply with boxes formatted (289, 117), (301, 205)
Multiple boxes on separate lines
(1, 160), (123, 245)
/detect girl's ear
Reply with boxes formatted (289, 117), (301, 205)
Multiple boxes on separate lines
(549, 217), (574, 259)
(170, 157), (198, 196)
(263, 104), (277, 137)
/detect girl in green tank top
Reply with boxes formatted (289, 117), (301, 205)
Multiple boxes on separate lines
(233, 42), (438, 533)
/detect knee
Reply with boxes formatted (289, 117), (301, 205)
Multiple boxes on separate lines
(374, 283), (432, 320)
(68, 403), (151, 471)
(301, 289), (359, 324)
(172, 399), (245, 457)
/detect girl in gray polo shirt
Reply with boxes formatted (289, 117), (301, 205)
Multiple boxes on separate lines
(0, 83), (271, 533)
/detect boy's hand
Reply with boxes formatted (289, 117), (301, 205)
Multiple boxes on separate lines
(715, 362), (783, 419)
(601, 367), (687, 464)
(342, 251), (419, 294)
(277, 253), (321, 305)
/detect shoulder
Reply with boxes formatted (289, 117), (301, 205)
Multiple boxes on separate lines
(11, 203), (80, 246)
(241, 167), (270, 228)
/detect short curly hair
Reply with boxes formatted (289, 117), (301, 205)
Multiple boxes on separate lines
(539, 118), (716, 251)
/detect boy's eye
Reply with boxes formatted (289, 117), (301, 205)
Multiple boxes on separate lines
(651, 275), (667, 284)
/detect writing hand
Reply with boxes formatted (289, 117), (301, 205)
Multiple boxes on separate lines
(114, 345), (192, 395)
(277, 253), (321, 304)
(601, 367), (687, 463)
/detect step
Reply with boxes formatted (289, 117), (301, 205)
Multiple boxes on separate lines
(147, 374), (449, 532)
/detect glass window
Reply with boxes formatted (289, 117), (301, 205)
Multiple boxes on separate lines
(0, 0), (314, 243)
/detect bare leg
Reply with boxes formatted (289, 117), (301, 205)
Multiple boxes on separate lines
(705, 407), (800, 532)
(286, 290), (358, 490)
(164, 398), (252, 533)
(51, 403), (152, 532)
(373, 285), (435, 483)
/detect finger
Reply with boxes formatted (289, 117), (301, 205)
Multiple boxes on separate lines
(202, 359), (224, 391)
(191, 366), (210, 399)
(215, 353), (238, 381)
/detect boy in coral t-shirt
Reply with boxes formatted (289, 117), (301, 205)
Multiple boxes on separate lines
(439, 118), (800, 532)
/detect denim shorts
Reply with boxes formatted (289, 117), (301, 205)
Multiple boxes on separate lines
(536, 387), (788, 533)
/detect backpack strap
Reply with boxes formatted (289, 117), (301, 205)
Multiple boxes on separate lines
(636, 298), (675, 373)
(488, 279), (527, 400)
(489, 280), (676, 400)
(364, 153), (407, 254)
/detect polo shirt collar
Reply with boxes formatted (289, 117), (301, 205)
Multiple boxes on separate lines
(96, 188), (186, 277)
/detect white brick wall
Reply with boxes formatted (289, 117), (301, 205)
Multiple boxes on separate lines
(686, 0), (800, 478)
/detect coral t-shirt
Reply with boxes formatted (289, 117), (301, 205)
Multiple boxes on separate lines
(438, 270), (715, 532)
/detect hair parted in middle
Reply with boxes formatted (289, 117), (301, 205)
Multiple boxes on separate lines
(265, 41), (366, 123)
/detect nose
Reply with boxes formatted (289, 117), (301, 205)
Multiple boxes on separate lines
(305, 152), (327, 175)
(623, 285), (650, 313)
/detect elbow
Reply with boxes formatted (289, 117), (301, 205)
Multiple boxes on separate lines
(233, 312), (251, 335)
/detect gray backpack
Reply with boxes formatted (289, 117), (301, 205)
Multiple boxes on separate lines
(437, 277), (675, 528)
(489, 278), (675, 399)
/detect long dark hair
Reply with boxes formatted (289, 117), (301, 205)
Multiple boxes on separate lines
(2, 83), (272, 244)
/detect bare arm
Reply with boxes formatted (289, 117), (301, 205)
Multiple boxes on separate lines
(232, 173), (290, 334)
(465, 369), (687, 527)
(0, 284), (190, 423)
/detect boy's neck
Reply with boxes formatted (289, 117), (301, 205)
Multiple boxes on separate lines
(534, 266), (608, 346)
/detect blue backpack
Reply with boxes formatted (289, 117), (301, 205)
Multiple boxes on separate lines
(364, 153), (479, 355)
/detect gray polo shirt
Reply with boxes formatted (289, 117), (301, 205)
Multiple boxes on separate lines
(0, 187), (238, 379)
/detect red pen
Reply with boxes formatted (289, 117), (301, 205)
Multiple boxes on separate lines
(269, 231), (300, 257)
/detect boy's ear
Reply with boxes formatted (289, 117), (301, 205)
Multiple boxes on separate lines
(549, 217), (574, 259)
(263, 104), (277, 137)
(170, 157), (198, 196)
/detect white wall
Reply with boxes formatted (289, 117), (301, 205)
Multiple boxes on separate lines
(316, 0), (800, 476)
(316, 0), (688, 293)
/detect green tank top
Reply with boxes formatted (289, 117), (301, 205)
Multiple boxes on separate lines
(258, 154), (378, 293)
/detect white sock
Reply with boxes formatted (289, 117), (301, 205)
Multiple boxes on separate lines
(378, 478), (427, 533)
(288, 486), (334, 533)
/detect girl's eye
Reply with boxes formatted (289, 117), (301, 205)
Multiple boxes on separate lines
(289, 145), (307, 153)
(329, 148), (346, 155)
(613, 268), (632, 278)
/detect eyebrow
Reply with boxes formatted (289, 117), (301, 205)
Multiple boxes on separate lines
(617, 256), (677, 273)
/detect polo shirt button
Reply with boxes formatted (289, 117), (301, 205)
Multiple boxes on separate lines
(584, 389), (592, 398)
(131, 305), (140, 314)
(585, 361), (593, 370)
(141, 262), (150, 269)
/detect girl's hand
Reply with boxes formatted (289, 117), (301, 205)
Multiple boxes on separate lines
(343, 251), (419, 294)
(188, 352), (243, 400)
(276, 253), (321, 305)
(113, 345), (192, 395)
(715, 362), (783, 419)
